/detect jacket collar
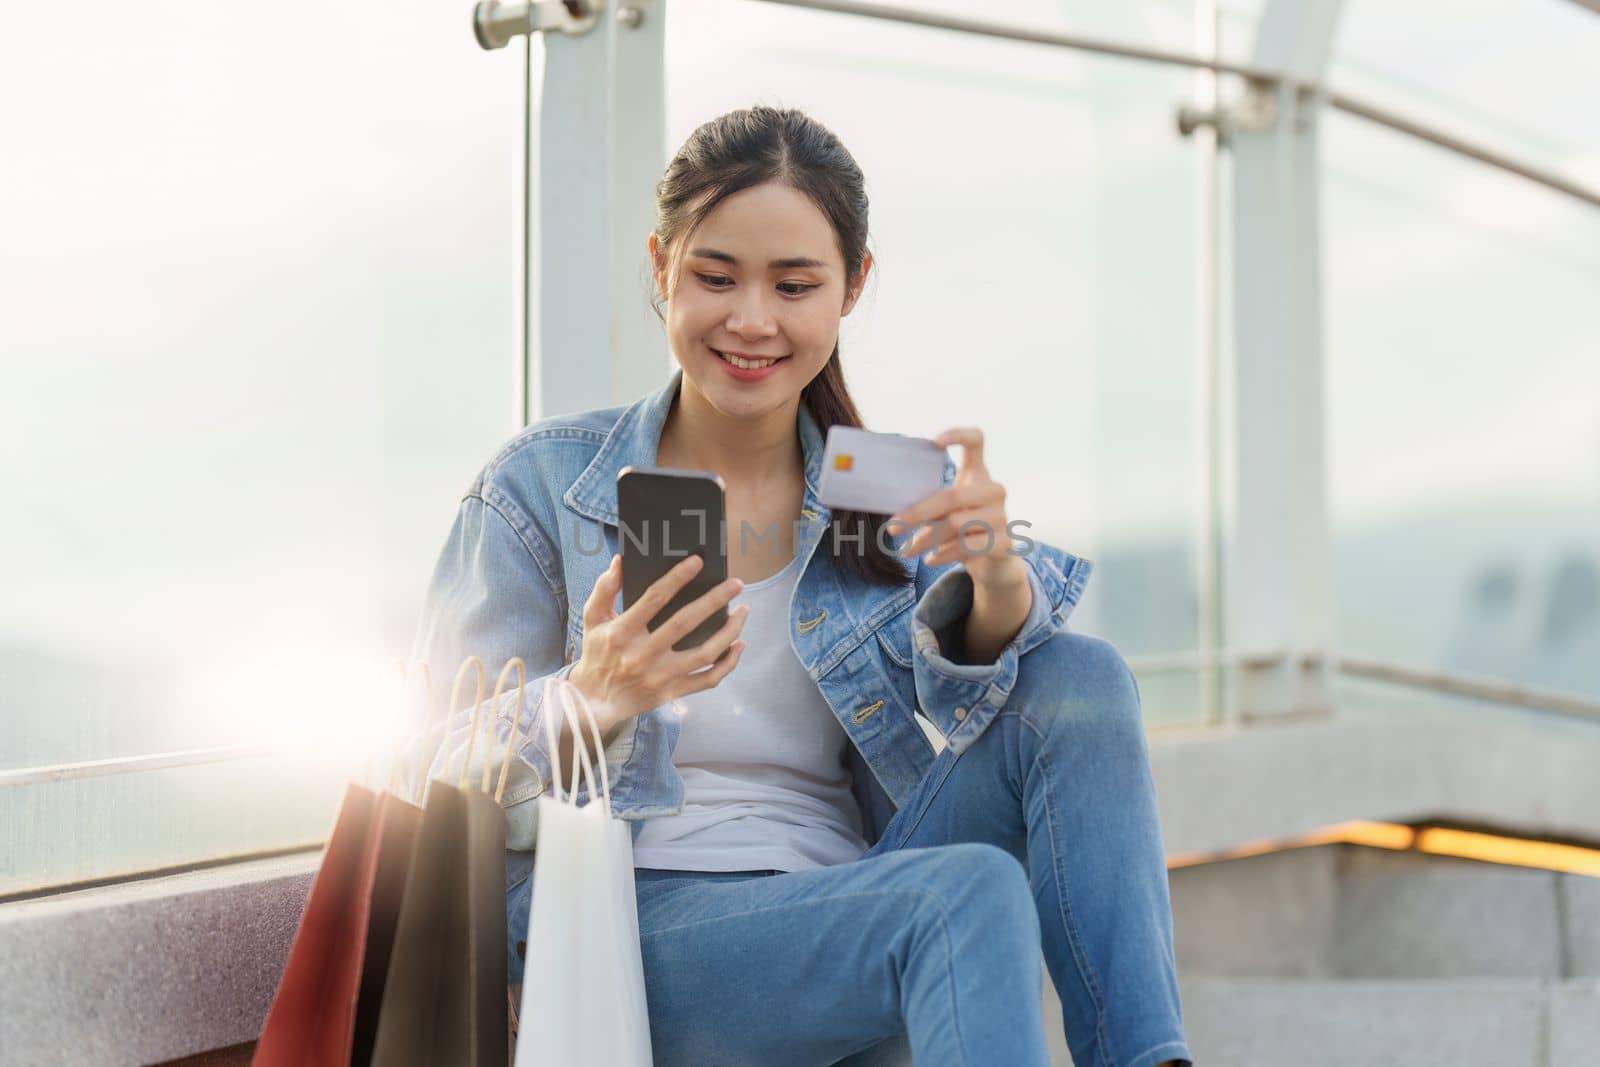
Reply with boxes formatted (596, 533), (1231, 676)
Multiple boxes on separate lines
(563, 367), (830, 528)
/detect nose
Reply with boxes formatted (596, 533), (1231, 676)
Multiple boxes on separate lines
(726, 288), (778, 341)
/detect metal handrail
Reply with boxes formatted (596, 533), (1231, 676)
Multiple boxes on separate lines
(1126, 648), (1600, 722)
(749, 0), (1283, 80)
(0, 743), (286, 790)
(1335, 654), (1600, 722)
(1125, 648), (1290, 674)
(1326, 90), (1600, 211)
(747, 0), (1600, 211)
(5, 650), (1592, 789)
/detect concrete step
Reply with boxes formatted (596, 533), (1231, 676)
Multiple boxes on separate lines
(1171, 843), (1600, 980)
(1179, 978), (1600, 1067)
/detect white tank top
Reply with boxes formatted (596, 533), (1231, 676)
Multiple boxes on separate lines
(630, 552), (870, 873)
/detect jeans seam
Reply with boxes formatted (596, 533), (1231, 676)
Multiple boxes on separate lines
(1032, 732), (1114, 1065)
(884, 750), (959, 850)
(640, 885), (970, 1066)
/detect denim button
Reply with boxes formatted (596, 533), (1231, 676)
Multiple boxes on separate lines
(953, 705), (967, 721)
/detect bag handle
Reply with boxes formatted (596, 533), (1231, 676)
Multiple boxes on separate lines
(562, 681), (613, 812)
(488, 657), (526, 801)
(389, 659), (434, 798)
(421, 655), (485, 804)
(454, 657), (492, 791)
(539, 676), (613, 816)
(539, 675), (596, 808)
(563, 681), (611, 812)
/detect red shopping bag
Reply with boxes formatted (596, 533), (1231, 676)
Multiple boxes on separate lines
(253, 663), (431, 1067)
(348, 790), (423, 1065)
(253, 781), (379, 1066)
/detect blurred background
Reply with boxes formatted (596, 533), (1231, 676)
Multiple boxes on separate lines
(1, 1), (1597, 1063)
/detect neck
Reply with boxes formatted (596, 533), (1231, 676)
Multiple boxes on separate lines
(658, 377), (804, 491)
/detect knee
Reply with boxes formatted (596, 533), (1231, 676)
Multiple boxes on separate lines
(1013, 631), (1144, 746)
(919, 843), (1039, 945)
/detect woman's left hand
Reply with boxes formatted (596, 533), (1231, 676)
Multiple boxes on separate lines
(886, 427), (1028, 594)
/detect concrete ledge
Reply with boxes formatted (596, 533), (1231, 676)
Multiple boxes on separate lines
(1149, 709), (1600, 856)
(0, 854), (317, 1066)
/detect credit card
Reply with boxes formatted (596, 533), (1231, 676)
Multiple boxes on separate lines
(818, 426), (948, 515)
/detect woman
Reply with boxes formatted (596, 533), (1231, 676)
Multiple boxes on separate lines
(413, 106), (1190, 1067)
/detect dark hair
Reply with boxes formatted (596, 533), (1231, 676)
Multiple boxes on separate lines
(648, 105), (909, 588)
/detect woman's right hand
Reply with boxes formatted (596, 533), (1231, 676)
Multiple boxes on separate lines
(568, 553), (749, 732)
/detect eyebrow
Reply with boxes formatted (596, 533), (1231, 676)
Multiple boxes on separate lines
(689, 248), (830, 271)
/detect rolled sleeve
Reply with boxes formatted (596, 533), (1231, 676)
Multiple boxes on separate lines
(910, 543), (1093, 756)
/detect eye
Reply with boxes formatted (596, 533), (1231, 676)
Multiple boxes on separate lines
(693, 273), (818, 297)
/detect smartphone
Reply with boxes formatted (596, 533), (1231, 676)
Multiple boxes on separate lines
(616, 466), (730, 652)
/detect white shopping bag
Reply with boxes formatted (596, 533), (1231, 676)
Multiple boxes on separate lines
(514, 677), (654, 1067)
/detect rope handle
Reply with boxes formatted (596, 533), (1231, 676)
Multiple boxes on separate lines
(488, 657), (526, 802)
(537, 676), (613, 816)
(388, 659), (434, 798)
(421, 655), (484, 804)
(564, 679), (613, 812)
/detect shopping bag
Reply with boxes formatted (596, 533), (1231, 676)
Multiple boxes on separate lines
(252, 782), (378, 1066)
(514, 676), (654, 1067)
(255, 662), (428, 1067)
(348, 662), (432, 1067)
(461, 657), (530, 1067)
(371, 655), (524, 1067)
(348, 790), (423, 1066)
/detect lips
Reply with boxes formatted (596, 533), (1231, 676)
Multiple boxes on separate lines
(717, 350), (784, 360)
(712, 348), (789, 370)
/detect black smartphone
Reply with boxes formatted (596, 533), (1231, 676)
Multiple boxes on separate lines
(616, 466), (730, 652)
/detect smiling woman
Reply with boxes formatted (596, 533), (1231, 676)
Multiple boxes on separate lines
(409, 104), (1190, 1067)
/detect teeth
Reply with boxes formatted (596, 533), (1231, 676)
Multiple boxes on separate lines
(718, 350), (778, 370)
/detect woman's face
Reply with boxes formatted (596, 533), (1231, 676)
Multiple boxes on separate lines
(650, 180), (870, 420)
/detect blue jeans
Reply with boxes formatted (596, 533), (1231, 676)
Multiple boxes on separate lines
(507, 632), (1191, 1067)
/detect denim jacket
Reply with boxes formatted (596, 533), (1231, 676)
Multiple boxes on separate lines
(407, 368), (1093, 852)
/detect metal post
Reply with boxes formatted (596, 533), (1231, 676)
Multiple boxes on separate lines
(1224, 0), (1343, 720)
(523, 0), (667, 419)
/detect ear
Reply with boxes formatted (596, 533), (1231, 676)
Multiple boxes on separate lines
(840, 251), (873, 317)
(647, 233), (669, 301)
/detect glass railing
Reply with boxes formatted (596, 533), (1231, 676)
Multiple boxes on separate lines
(0, 0), (522, 895)
(667, 1), (1214, 726)
(1331, 0), (1600, 191)
(5, 0), (1598, 896)
(1323, 110), (1600, 706)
